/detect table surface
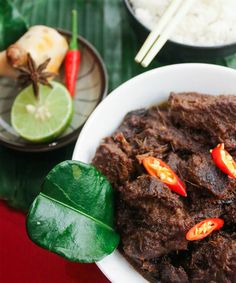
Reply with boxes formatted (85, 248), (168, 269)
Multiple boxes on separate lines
(1, 0), (236, 282)
(0, 201), (109, 283)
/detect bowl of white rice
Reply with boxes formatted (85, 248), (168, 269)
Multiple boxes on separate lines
(124, 0), (236, 60)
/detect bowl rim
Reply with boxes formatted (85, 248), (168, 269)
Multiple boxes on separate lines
(72, 62), (236, 283)
(0, 29), (108, 153)
(123, 0), (236, 50)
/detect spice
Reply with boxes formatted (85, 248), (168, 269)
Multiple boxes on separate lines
(17, 53), (55, 98)
(186, 218), (224, 241)
(141, 156), (187, 197)
(65, 9), (81, 97)
(210, 143), (236, 178)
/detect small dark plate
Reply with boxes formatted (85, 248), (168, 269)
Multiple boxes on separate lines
(0, 29), (108, 152)
(123, 0), (236, 61)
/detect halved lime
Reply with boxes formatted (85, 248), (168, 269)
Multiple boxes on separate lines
(11, 82), (73, 142)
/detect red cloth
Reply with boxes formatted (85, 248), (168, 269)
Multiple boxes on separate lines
(0, 201), (109, 283)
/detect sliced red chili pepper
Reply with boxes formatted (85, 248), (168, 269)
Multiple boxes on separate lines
(210, 143), (236, 178)
(186, 218), (224, 241)
(142, 156), (187, 197)
(65, 9), (81, 97)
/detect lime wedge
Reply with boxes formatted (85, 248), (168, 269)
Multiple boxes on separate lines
(11, 82), (73, 142)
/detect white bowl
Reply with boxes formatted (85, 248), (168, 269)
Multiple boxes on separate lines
(72, 63), (236, 283)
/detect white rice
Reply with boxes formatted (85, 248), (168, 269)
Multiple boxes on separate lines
(129, 0), (236, 46)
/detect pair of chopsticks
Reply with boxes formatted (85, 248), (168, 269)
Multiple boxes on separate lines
(135, 0), (195, 67)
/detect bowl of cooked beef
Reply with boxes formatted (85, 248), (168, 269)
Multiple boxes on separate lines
(73, 63), (236, 283)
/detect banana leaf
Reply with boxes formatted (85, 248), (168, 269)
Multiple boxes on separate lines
(0, 0), (28, 51)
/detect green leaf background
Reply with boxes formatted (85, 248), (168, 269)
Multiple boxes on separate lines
(0, 0), (27, 50)
(1, 0), (236, 211)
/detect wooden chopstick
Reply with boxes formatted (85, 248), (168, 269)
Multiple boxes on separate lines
(135, 0), (195, 67)
(135, 0), (183, 64)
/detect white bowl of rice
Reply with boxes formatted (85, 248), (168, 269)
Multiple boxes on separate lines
(124, 0), (236, 59)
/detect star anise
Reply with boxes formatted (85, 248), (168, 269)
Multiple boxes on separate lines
(17, 53), (56, 98)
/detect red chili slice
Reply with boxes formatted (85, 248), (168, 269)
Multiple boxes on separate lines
(142, 156), (187, 197)
(210, 143), (236, 178)
(186, 218), (224, 241)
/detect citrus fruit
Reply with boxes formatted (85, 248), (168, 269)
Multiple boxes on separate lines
(11, 82), (73, 142)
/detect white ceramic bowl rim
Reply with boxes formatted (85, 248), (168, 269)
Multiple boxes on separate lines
(73, 63), (236, 283)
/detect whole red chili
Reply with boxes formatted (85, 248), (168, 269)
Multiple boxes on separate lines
(210, 143), (236, 178)
(65, 9), (81, 97)
(186, 218), (224, 241)
(141, 156), (187, 197)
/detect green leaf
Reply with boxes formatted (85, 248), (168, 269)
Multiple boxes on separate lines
(26, 160), (120, 262)
(0, 0), (28, 51)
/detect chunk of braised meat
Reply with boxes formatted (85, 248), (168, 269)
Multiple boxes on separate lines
(139, 107), (206, 153)
(169, 92), (236, 150)
(159, 126), (206, 154)
(189, 196), (224, 223)
(113, 109), (171, 158)
(113, 132), (133, 156)
(182, 152), (229, 198)
(131, 128), (169, 158)
(92, 137), (134, 186)
(117, 176), (192, 260)
(189, 233), (236, 283)
(118, 175), (184, 206)
(180, 159), (235, 223)
(122, 226), (189, 261)
(183, 128), (212, 147)
(116, 199), (192, 243)
(117, 175), (192, 232)
(140, 260), (159, 278)
(130, 197), (193, 231)
(115, 109), (147, 140)
(116, 107), (206, 155)
(116, 199), (138, 234)
(222, 199), (236, 226)
(140, 257), (189, 283)
(159, 261), (189, 283)
(131, 199), (193, 239)
(166, 152), (183, 173)
(215, 185), (236, 227)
